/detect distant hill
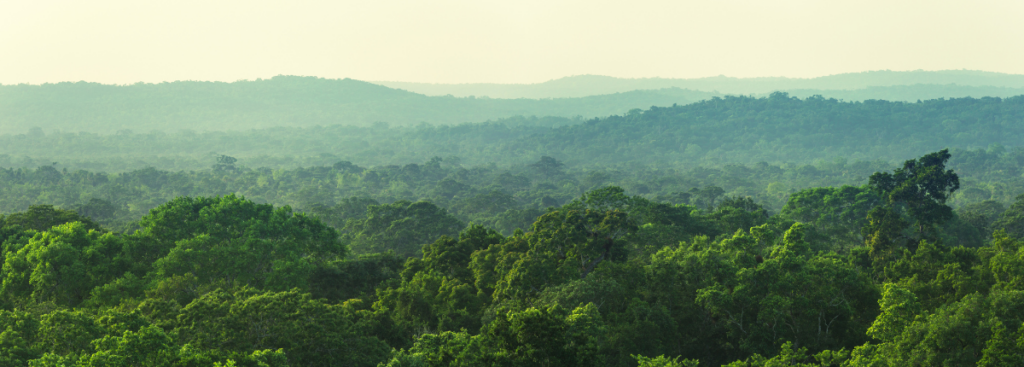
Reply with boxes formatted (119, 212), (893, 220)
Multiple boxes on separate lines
(4, 94), (1024, 173)
(375, 70), (1024, 98)
(0, 76), (715, 134)
(5, 72), (1024, 136)
(785, 84), (1024, 102)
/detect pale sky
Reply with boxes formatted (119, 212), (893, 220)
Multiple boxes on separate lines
(2, 0), (1022, 85)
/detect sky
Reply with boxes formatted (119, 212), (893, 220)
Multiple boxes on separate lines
(1, 0), (1023, 85)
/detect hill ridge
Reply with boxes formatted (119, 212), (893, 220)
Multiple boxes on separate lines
(376, 70), (1024, 98)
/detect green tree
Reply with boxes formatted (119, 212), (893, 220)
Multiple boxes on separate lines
(145, 195), (345, 291)
(2, 205), (101, 233)
(372, 225), (502, 339)
(781, 185), (880, 252)
(697, 224), (876, 358)
(993, 193), (1024, 238)
(864, 150), (959, 266)
(175, 288), (389, 367)
(345, 200), (464, 257)
(2, 222), (124, 306)
(530, 156), (565, 177)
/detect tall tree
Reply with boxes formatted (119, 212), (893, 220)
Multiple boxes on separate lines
(864, 150), (959, 263)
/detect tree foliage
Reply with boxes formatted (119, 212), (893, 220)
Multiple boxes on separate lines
(2, 150), (1024, 366)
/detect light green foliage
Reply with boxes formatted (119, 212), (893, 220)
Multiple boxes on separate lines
(480, 304), (604, 367)
(0, 309), (42, 366)
(175, 288), (389, 367)
(879, 241), (985, 309)
(2, 222), (124, 306)
(35, 309), (103, 357)
(632, 354), (699, 367)
(988, 230), (1024, 289)
(378, 303), (607, 367)
(722, 341), (849, 366)
(77, 325), (178, 366)
(977, 319), (1024, 367)
(146, 194), (346, 290)
(696, 223), (876, 358)
(378, 331), (477, 367)
(866, 284), (921, 342)
(562, 303), (607, 367)
(781, 185), (880, 251)
(867, 291), (1024, 366)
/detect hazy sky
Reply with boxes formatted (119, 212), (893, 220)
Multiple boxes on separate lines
(2, 0), (1022, 85)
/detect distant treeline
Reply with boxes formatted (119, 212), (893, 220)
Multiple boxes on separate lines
(2, 94), (1023, 172)
(6, 73), (1024, 137)
(378, 70), (1024, 98)
(0, 76), (714, 134)
(0, 145), (1020, 240)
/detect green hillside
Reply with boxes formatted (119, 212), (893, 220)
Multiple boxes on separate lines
(0, 76), (715, 134)
(3, 93), (1022, 172)
(6, 77), (1024, 367)
(378, 70), (1024, 98)
(6, 71), (1024, 136)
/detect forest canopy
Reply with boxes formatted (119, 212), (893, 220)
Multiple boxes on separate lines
(3, 149), (1024, 366)
(2, 93), (1023, 172)
(3, 78), (1024, 366)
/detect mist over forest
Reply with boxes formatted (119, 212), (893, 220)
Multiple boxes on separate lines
(4, 70), (1024, 366)
(6, 70), (1024, 135)
(378, 70), (1024, 98)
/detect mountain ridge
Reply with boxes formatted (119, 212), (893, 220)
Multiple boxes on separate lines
(376, 70), (1024, 98)
(4, 72), (1024, 135)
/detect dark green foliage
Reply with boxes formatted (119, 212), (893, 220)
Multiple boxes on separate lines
(142, 194), (347, 290)
(1, 204), (100, 233)
(993, 194), (1024, 238)
(5, 149), (1024, 366)
(344, 200), (464, 257)
(864, 150), (960, 272)
(309, 252), (403, 302)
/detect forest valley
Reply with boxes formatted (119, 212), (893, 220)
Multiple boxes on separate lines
(3, 148), (1024, 366)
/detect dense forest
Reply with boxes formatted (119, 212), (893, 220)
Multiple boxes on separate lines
(2, 93), (1024, 172)
(4, 149), (1024, 366)
(6, 71), (1024, 136)
(0, 77), (715, 134)
(0, 144), (1021, 235)
(5, 81), (1024, 366)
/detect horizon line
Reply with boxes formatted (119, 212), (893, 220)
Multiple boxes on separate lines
(3, 69), (1023, 88)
